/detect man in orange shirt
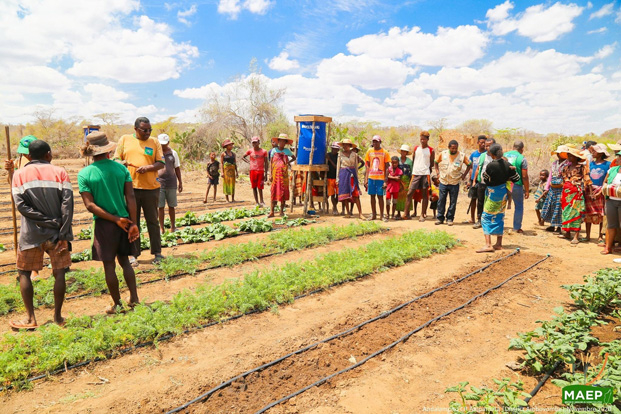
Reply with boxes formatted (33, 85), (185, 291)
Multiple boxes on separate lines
(114, 117), (165, 264)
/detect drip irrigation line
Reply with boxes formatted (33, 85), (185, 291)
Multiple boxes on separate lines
(164, 249), (531, 413)
(252, 254), (551, 414)
(524, 360), (562, 405)
(0, 227), (389, 390)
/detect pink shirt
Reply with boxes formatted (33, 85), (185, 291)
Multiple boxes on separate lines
(245, 148), (268, 171)
(386, 166), (403, 193)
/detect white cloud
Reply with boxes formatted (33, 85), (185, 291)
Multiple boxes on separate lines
(590, 2), (614, 19)
(594, 43), (616, 59)
(178, 5), (197, 26)
(83, 83), (130, 101)
(347, 25), (489, 67)
(173, 82), (223, 99)
(316, 53), (413, 90)
(487, 2), (584, 42)
(267, 51), (300, 72)
(217, 0), (272, 18)
(588, 27), (608, 34)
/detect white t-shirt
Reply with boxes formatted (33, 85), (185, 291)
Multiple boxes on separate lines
(412, 146), (432, 176)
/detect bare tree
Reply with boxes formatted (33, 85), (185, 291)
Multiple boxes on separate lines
(456, 119), (493, 136)
(201, 62), (286, 144)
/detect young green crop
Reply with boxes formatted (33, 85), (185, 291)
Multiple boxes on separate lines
(0, 229), (456, 386)
(0, 222), (383, 316)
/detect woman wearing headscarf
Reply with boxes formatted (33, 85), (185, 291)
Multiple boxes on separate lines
(336, 139), (363, 219)
(585, 144), (610, 243)
(476, 144), (520, 253)
(559, 148), (591, 244)
(540, 145), (568, 233)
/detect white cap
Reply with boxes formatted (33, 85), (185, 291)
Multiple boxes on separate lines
(158, 134), (170, 145)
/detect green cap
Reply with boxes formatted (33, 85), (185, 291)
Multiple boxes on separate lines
(17, 135), (38, 155)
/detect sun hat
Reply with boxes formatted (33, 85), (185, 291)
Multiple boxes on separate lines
(222, 139), (234, 148)
(338, 138), (357, 149)
(17, 135), (37, 155)
(567, 147), (586, 159)
(551, 144), (569, 156)
(372, 135), (381, 142)
(399, 144), (412, 155)
(158, 134), (170, 145)
(330, 142), (340, 149)
(84, 131), (117, 156)
(608, 143), (621, 152)
(251, 136), (260, 143)
(591, 143), (609, 157)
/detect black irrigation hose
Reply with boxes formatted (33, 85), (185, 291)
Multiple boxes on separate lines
(165, 249), (533, 413)
(524, 360), (562, 405)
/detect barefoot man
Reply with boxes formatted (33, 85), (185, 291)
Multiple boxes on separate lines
(10, 140), (73, 329)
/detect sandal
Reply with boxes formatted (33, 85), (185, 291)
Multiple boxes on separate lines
(9, 320), (38, 330)
(106, 304), (124, 315)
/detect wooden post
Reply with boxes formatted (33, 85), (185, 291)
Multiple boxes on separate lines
(5, 126), (18, 257)
(303, 121), (317, 216)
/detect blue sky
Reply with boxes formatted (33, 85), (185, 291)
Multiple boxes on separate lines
(1, 0), (620, 134)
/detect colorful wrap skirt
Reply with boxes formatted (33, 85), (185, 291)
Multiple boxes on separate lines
(584, 185), (604, 225)
(561, 181), (585, 232)
(338, 168), (360, 202)
(270, 153), (290, 202)
(222, 163), (236, 195)
(481, 183), (508, 236)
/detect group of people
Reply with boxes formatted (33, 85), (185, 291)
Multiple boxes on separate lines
(5, 119), (617, 329)
(5, 117), (185, 329)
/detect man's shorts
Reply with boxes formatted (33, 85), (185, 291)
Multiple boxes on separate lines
(386, 190), (399, 200)
(367, 178), (385, 196)
(159, 187), (178, 208)
(17, 239), (72, 271)
(327, 178), (337, 197)
(92, 219), (139, 261)
(250, 170), (265, 190)
(408, 175), (429, 195)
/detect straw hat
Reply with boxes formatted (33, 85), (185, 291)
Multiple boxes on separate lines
(608, 142), (621, 152)
(222, 139), (234, 148)
(338, 138), (357, 149)
(567, 147), (587, 160)
(591, 143), (610, 157)
(551, 144), (569, 156)
(271, 133), (293, 146)
(84, 131), (117, 156)
(399, 144), (412, 155)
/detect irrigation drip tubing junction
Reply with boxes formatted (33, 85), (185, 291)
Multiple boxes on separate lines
(165, 249), (550, 413)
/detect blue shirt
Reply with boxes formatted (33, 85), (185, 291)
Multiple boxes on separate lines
(469, 150), (482, 180)
(590, 160), (611, 187)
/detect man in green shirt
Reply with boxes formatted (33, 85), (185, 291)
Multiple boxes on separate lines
(504, 140), (529, 233)
(78, 132), (140, 314)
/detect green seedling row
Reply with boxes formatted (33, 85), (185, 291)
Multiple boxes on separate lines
(0, 229), (456, 386)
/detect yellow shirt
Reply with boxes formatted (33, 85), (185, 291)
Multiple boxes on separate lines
(113, 134), (164, 190)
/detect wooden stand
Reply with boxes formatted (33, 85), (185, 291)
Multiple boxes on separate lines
(291, 116), (332, 216)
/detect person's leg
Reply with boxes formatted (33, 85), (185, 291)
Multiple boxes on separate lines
(142, 189), (162, 257)
(133, 189), (143, 257)
(118, 255), (139, 305)
(493, 235), (504, 249)
(269, 201), (276, 218)
(604, 229), (617, 254)
(599, 222), (604, 242)
(447, 184), (459, 223)
(17, 270), (37, 326)
(507, 190), (513, 210)
(370, 195), (377, 219)
(158, 188), (166, 233)
(477, 234), (494, 252)
(169, 207), (176, 232)
(470, 198), (477, 223)
(512, 184), (524, 231)
(378, 190), (385, 219)
(259, 188), (265, 205)
(404, 194), (413, 219)
(354, 197), (363, 219)
(51, 267), (66, 324)
(436, 183), (448, 223)
(476, 184), (486, 223)
(585, 222), (592, 241)
(252, 187), (259, 204)
(103, 260), (122, 307)
(536, 209), (543, 226)
(213, 184), (218, 201)
(158, 207), (165, 233)
(204, 183), (211, 203)
(420, 189), (428, 220)
(280, 201), (285, 215)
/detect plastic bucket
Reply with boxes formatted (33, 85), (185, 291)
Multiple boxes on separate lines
(297, 117), (327, 165)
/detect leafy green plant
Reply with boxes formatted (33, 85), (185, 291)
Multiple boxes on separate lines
(76, 227), (92, 240)
(0, 229), (456, 385)
(237, 218), (273, 233)
(563, 269), (621, 313)
(446, 378), (533, 414)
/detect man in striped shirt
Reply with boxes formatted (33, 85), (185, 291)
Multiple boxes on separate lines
(10, 140), (73, 329)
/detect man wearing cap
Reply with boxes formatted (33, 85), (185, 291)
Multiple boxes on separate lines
(113, 117), (165, 264)
(364, 135), (391, 221)
(505, 141), (530, 233)
(434, 140), (471, 226)
(157, 134), (183, 234)
(242, 137), (269, 207)
(405, 131), (435, 221)
(78, 132), (140, 313)
(327, 143), (340, 214)
(10, 140), (73, 329)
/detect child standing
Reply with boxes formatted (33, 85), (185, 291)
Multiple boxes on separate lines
(386, 156), (403, 220)
(204, 152), (219, 203)
(534, 169), (549, 226)
(429, 176), (440, 219)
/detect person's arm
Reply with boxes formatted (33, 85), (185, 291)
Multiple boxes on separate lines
(234, 154), (239, 178)
(206, 162), (213, 180)
(288, 150), (296, 164)
(264, 152), (269, 183)
(241, 150), (250, 164)
(175, 167), (183, 193)
(522, 167), (529, 198)
(220, 153), (225, 175)
(434, 153), (441, 178)
(429, 149), (435, 175)
(462, 155), (472, 180)
(58, 173), (73, 242)
(124, 181), (139, 242)
(13, 192), (60, 228)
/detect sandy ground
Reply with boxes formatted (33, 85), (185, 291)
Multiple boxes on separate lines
(0, 158), (617, 413)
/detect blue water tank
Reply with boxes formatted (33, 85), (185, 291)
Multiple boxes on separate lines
(297, 116), (327, 165)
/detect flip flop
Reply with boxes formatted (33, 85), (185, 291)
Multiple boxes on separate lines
(9, 320), (38, 331)
(571, 239), (580, 245)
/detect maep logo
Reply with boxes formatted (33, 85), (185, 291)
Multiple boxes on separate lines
(562, 385), (613, 404)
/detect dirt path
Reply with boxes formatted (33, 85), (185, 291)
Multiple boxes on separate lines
(0, 158), (616, 414)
